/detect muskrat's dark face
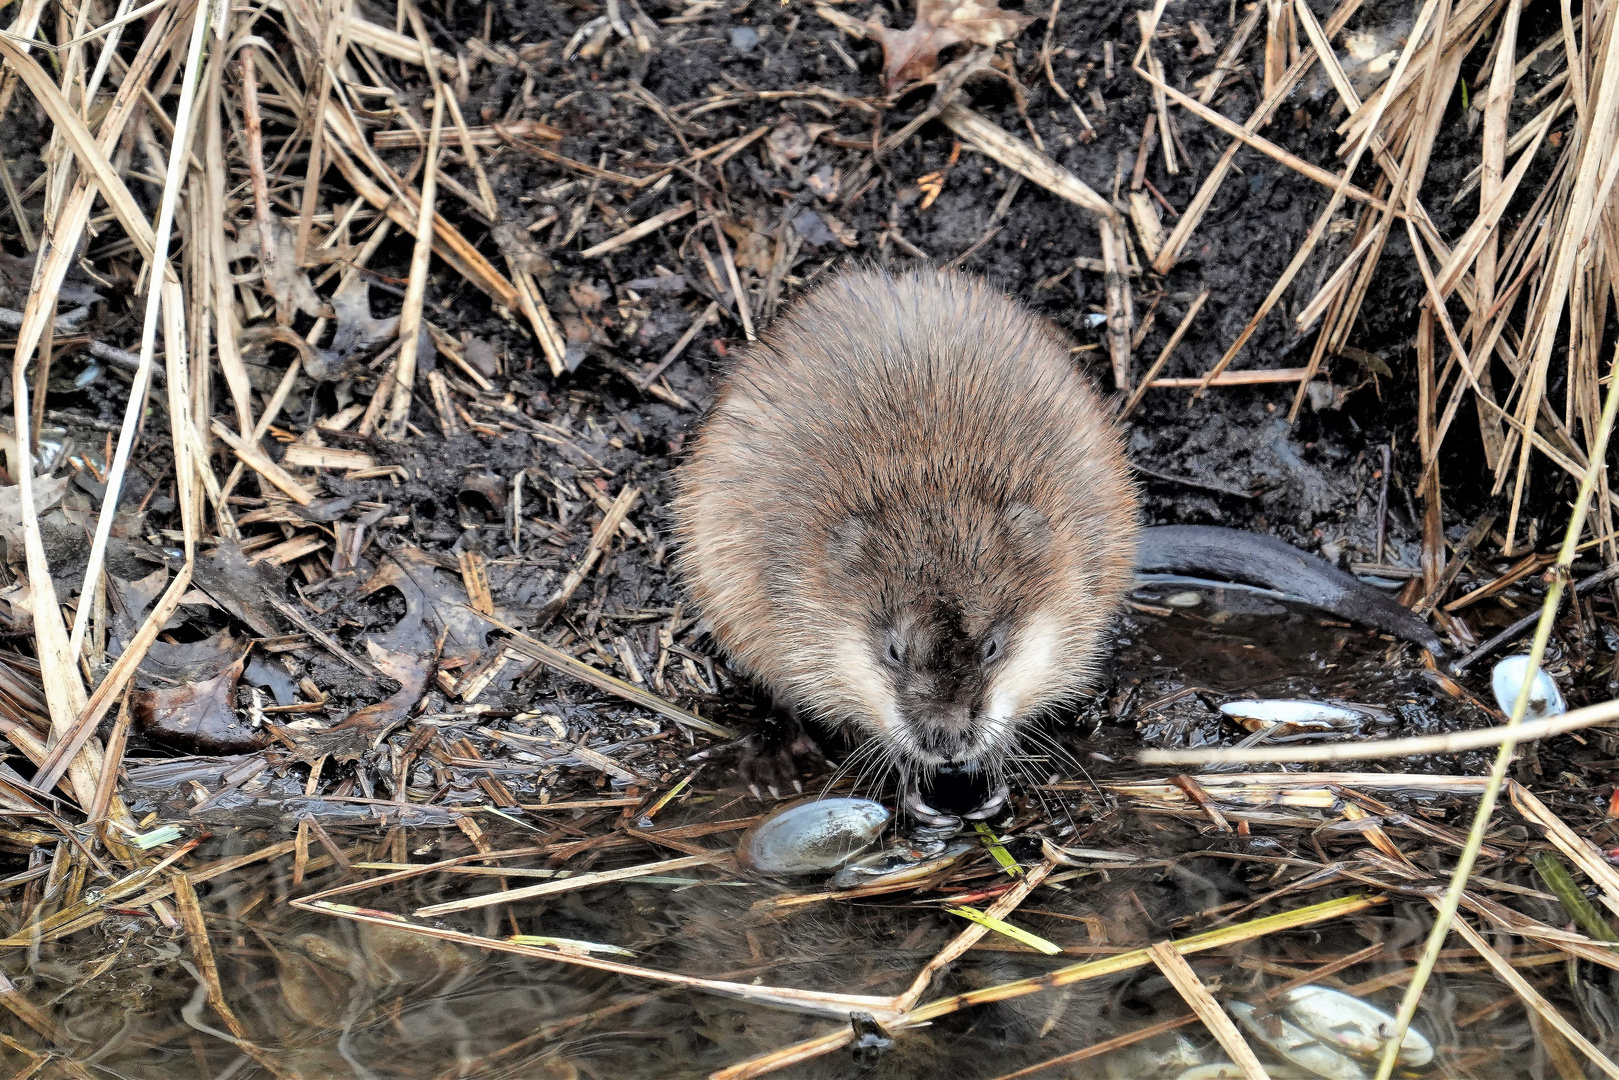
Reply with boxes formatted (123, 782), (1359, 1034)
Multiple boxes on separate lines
(877, 609), (1013, 767)
(819, 503), (1065, 773)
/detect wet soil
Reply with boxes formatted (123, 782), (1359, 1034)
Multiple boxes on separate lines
(38, 591), (1614, 1078)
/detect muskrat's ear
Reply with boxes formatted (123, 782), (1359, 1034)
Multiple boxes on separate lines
(827, 516), (867, 564)
(1005, 504), (1051, 545)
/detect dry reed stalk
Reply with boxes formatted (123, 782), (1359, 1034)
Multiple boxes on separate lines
(67, 0), (213, 661)
(487, 613), (733, 737)
(415, 853), (720, 915)
(1153, 0), (1365, 274)
(1149, 942), (1271, 1079)
(384, 85), (444, 440)
(937, 102), (1133, 386)
(1120, 289), (1210, 416)
(1140, 694), (1619, 765)
(0, 4), (197, 818)
(1449, 915), (1619, 1078)
(1179, 0), (1448, 396)
(1135, 4), (1177, 175)
(1498, 11), (1619, 548)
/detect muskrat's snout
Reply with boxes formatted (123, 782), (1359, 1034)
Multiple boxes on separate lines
(909, 701), (982, 765)
(881, 617), (1000, 765)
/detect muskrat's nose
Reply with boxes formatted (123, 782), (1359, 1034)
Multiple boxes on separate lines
(915, 705), (976, 757)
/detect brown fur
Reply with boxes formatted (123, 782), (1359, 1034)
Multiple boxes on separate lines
(672, 267), (1138, 776)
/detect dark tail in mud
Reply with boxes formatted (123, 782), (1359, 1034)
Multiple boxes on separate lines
(1135, 525), (1446, 657)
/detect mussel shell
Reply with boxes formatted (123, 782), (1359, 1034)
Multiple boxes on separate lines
(736, 797), (891, 876)
(828, 841), (971, 889)
(1278, 985), (1434, 1066)
(1220, 700), (1365, 730)
(1491, 654), (1566, 720)
(1228, 1001), (1367, 1080)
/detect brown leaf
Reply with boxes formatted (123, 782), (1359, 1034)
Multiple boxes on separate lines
(132, 637), (262, 754)
(357, 547), (498, 665)
(334, 641), (431, 741)
(291, 640), (433, 763)
(865, 0), (1034, 91)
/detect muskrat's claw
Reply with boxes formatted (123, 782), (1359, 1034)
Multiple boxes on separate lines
(901, 785), (961, 829)
(739, 717), (825, 800)
(962, 779), (1010, 820)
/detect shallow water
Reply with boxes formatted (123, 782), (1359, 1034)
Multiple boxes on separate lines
(12, 584), (1609, 1079)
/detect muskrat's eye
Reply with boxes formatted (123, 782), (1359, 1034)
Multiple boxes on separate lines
(884, 634), (904, 667)
(982, 629), (1006, 664)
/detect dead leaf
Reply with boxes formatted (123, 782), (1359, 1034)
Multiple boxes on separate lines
(190, 541), (290, 638)
(720, 219), (774, 273)
(0, 474), (70, 563)
(568, 280), (611, 312)
(330, 640), (430, 747)
(462, 336), (499, 377)
(227, 215), (334, 321)
(764, 120), (832, 169)
(821, 212), (859, 247)
(490, 221), (553, 277)
(106, 561), (170, 649)
(132, 632), (263, 753)
(357, 547), (498, 665)
(240, 323), (345, 382)
(864, 0), (1035, 91)
(328, 273), (400, 367)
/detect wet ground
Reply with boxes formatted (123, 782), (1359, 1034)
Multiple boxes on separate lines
(20, 585), (1616, 1079)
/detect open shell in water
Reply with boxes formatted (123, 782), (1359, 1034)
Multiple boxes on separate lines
(1220, 700), (1365, 739)
(1491, 654), (1565, 720)
(736, 797), (890, 876)
(1276, 985), (1433, 1067)
(828, 841), (971, 889)
(1175, 1066), (1318, 1079)
(1228, 1000), (1367, 1080)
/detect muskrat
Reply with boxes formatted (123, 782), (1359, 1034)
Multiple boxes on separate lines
(673, 267), (1440, 800)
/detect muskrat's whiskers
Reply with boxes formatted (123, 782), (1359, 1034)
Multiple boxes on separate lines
(1022, 724), (1088, 778)
(827, 738), (884, 800)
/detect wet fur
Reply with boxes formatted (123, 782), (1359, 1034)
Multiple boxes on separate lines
(673, 267), (1138, 785)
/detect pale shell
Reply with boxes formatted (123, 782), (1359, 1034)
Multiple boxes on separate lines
(736, 797), (890, 876)
(828, 841), (971, 889)
(1491, 654), (1566, 720)
(1278, 985), (1434, 1067)
(1220, 700), (1365, 736)
(1228, 1000), (1367, 1080)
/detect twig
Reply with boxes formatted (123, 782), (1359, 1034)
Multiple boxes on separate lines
(263, 596), (382, 679)
(238, 49), (279, 319)
(486, 613), (733, 738)
(706, 201), (755, 341)
(639, 300), (718, 388)
(1120, 289), (1210, 418)
(582, 199), (696, 258)
(384, 86), (444, 440)
(540, 486), (642, 620)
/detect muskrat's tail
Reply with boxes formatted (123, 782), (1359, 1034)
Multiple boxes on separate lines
(1135, 524), (1446, 657)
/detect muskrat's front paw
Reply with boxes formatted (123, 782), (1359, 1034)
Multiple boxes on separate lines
(739, 727), (827, 800)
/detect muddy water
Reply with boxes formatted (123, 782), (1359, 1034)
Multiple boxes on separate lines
(19, 587), (1595, 1079)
